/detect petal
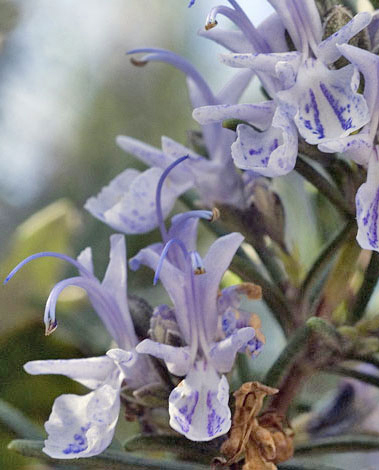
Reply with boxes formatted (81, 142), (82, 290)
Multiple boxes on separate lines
(84, 168), (139, 226)
(220, 52), (259, 69)
(106, 348), (151, 389)
(279, 59), (369, 145)
(216, 70), (255, 105)
(77, 247), (94, 275)
(101, 235), (137, 347)
(86, 167), (186, 234)
(209, 327), (256, 373)
(198, 28), (254, 53)
(232, 107), (298, 177)
(197, 233), (244, 341)
(268, 0), (322, 53)
(318, 132), (373, 166)
(193, 102), (275, 130)
(136, 339), (191, 376)
(168, 215), (200, 254)
(24, 356), (115, 390)
(257, 12), (287, 53)
(317, 12), (372, 65)
(43, 384), (120, 459)
(356, 148), (379, 250)
(116, 135), (172, 169)
(337, 44), (379, 117)
(129, 246), (191, 343)
(169, 361), (231, 441)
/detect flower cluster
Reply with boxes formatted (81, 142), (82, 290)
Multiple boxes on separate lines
(6, 0), (379, 464)
(5, 159), (264, 456)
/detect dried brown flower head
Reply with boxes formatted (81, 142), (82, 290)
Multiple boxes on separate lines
(217, 382), (294, 470)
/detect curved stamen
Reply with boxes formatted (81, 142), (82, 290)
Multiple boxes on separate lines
(171, 208), (219, 227)
(153, 238), (189, 285)
(155, 155), (189, 242)
(206, 5), (269, 53)
(4, 252), (93, 285)
(127, 48), (215, 105)
(43, 276), (134, 349)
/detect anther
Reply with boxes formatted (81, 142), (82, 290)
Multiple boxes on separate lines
(190, 251), (205, 275)
(205, 20), (218, 31)
(45, 319), (58, 336)
(210, 207), (220, 222)
(130, 57), (148, 67)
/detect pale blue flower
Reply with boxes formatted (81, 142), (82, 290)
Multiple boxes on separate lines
(85, 48), (255, 235)
(196, 0), (371, 177)
(5, 235), (159, 458)
(128, 171), (263, 440)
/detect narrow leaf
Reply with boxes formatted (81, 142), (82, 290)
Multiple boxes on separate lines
(8, 439), (209, 470)
(327, 366), (379, 388)
(295, 434), (379, 454)
(0, 398), (43, 439)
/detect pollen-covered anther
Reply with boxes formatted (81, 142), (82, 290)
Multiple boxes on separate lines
(190, 251), (206, 275)
(45, 319), (58, 336)
(237, 282), (262, 300)
(210, 207), (220, 222)
(205, 20), (218, 31)
(130, 57), (148, 67)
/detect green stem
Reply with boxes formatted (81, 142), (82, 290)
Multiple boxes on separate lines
(295, 434), (379, 455)
(350, 251), (379, 323)
(264, 317), (340, 388)
(295, 156), (354, 218)
(328, 365), (379, 388)
(299, 221), (355, 308)
(249, 236), (288, 290)
(231, 253), (294, 335)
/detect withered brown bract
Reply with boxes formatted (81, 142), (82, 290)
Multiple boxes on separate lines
(217, 382), (294, 470)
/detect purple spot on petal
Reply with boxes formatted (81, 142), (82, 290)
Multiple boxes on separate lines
(249, 147), (263, 156)
(320, 82), (352, 131)
(207, 391), (225, 437)
(174, 391), (199, 434)
(62, 423), (91, 455)
(363, 188), (379, 248)
(308, 88), (325, 139)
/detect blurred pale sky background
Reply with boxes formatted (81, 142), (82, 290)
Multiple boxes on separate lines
(0, 0), (272, 206)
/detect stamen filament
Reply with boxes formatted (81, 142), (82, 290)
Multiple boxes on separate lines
(127, 48), (215, 105)
(206, 5), (269, 53)
(171, 209), (219, 227)
(155, 155), (189, 242)
(153, 238), (189, 285)
(4, 252), (93, 285)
